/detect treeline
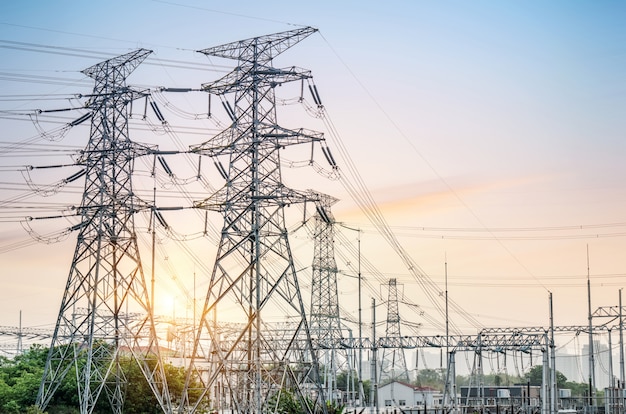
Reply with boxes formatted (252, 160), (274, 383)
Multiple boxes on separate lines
(0, 346), (596, 414)
(0, 345), (201, 414)
(412, 366), (591, 396)
(335, 366), (592, 398)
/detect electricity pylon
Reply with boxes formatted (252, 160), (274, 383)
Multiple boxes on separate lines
(309, 193), (354, 404)
(379, 278), (410, 383)
(181, 27), (327, 413)
(36, 49), (171, 414)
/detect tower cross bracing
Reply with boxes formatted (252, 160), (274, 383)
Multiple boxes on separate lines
(181, 27), (327, 414)
(36, 49), (171, 414)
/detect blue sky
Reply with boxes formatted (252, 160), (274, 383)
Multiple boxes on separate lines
(1, 0), (626, 350)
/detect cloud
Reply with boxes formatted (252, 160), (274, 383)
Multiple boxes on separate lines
(337, 172), (559, 222)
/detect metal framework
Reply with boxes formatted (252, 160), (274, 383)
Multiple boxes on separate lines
(181, 27), (327, 413)
(379, 279), (410, 383)
(36, 49), (171, 414)
(309, 193), (354, 403)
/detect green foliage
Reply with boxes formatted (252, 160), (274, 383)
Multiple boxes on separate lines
(2, 400), (21, 414)
(413, 368), (444, 390)
(325, 400), (345, 414)
(119, 357), (160, 414)
(335, 370), (355, 391)
(266, 388), (342, 414)
(0, 345), (207, 414)
(333, 369), (369, 405)
(24, 406), (47, 414)
(267, 389), (303, 414)
(453, 365), (590, 398)
(523, 365), (567, 388)
(0, 344), (48, 412)
(563, 380), (591, 397)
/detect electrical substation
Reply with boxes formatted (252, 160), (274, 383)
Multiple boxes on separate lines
(1, 27), (626, 414)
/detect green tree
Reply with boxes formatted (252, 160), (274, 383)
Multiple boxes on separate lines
(414, 368), (444, 390)
(117, 356), (208, 414)
(267, 389), (304, 414)
(326, 400), (345, 414)
(523, 365), (567, 387)
(0, 345), (207, 414)
(563, 380), (591, 397)
(335, 370), (358, 392)
(0, 344), (48, 412)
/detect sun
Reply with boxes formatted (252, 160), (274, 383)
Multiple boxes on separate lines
(154, 291), (177, 319)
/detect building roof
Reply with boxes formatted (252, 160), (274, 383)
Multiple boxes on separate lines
(380, 380), (439, 393)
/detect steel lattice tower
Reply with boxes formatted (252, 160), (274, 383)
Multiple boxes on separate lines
(309, 193), (352, 403)
(37, 49), (171, 414)
(379, 278), (410, 383)
(182, 28), (326, 413)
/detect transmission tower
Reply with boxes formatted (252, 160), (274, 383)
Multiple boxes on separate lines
(36, 49), (171, 414)
(379, 278), (410, 384)
(181, 27), (327, 413)
(309, 193), (353, 403)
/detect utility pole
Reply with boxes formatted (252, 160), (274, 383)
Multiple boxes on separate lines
(587, 246), (596, 414)
(17, 311), (22, 355)
(609, 329), (614, 414)
(550, 292), (557, 414)
(181, 27), (327, 414)
(617, 288), (624, 414)
(371, 297), (379, 414)
(358, 231), (364, 407)
(36, 49), (171, 414)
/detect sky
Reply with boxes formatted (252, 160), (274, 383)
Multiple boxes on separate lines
(1, 0), (626, 365)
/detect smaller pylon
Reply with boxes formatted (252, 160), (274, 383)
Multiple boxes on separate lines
(379, 278), (410, 384)
(309, 192), (352, 403)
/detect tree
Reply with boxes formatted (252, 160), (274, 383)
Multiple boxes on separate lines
(267, 389), (305, 414)
(563, 380), (591, 397)
(523, 365), (567, 388)
(0, 345), (48, 412)
(0, 345), (207, 414)
(414, 369), (444, 390)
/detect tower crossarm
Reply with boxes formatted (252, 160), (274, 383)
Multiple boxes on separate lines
(201, 65), (312, 95)
(593, 305), (626, 318)
(480, 327), (548, 335)
(197, 26), (317, 63)
(76, 140), (156, 167)
(308, 190), (338, 222)
(190, 125), (323, 157)
(0, 325), (52, 340)
(480, 324), (611, 335)
(218, 333), (545, 352)
(81, 87), (149, 110)
(81, 48), (151, 82)
(255, 326), (603, 355)
(194, 185), (312, 211)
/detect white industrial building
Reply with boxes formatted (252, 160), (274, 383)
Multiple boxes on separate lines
(377, 381), (439, 410)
